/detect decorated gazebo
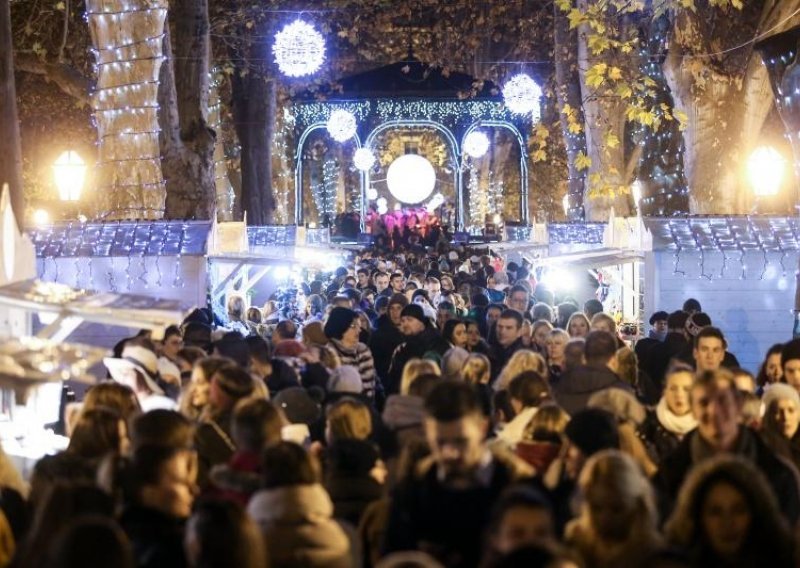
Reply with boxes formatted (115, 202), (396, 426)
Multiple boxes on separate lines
(289, 55), (536, 233)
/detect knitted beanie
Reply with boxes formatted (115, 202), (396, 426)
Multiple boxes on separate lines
(401, 304), (429, 328)
(324, 307), (359, 340)
(762, 383), (800, 412)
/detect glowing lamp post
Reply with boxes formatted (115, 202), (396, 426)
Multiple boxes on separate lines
(53, 151), (86, 202)
(747, 146), (785, 198)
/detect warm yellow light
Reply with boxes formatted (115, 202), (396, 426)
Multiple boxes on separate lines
(33, 209), (50, 226)
(747, 146), (785, 197)
(53, 151), (86, 201)
(493, 214), (502, 224)
(562, 194), (569, 215)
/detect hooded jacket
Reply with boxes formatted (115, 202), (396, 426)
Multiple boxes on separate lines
(553, 365), (633, 417)
(247, 484), (352, 568)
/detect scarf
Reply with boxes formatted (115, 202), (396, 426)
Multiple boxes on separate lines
(656, 397), (697, 436)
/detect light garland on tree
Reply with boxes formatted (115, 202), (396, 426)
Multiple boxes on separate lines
(272, 20), (325, 78)
(467, 162), (485, 232)
(209, 70), (235, 220)
(353, 148), (376, 171)
(326, 109), (357, 142)
(464, 131), (490, 158)
(502, 74), (542, 120)
(311, 159), (338, 225)
(86, 0), (168, 219)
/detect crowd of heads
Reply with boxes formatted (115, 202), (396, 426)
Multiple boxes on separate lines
(2, 240), (800, 568)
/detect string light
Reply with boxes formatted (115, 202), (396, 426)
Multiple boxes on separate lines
(272, 20), (325, 78)
(463, 131), (490, 158)
(502, 73), (542, 119)
(326, 109), (357, 142)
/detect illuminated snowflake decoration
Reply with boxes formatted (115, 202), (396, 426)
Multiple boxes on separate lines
(272, 20), (325, 78)
(366, 188), (378, 200)
(326, 109), (357, 142)
(353, 148), (376, 171)
(463, 131), (490, 158)
(502, 73), (542, 118)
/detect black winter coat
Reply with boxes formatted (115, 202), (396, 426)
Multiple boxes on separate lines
(385, 328), (450, 396)
(552, 365), (634, 417)
(369, 315), (406, 384)
(120, 505), (187, 568)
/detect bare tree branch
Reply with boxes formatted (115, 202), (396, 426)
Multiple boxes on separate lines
(14, 53), (92, 104)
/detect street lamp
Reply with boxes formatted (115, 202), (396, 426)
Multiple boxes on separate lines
(53, 151), (86, 202)
(747, 146), (785, 197)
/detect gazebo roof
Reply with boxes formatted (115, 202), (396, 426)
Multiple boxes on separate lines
(299, 55), (501, 101)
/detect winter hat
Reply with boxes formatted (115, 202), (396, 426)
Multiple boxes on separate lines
(782, 338), (800, 368)
(685, 312), (712, 337)
(302, 321), (328, 348)
(324, 307), (359, 340)
(388, 293), (409, 309)
(564, 408), (620, 456)
(273, 387), (322, 425)
(273, 340), (306, 358)
(327, 439), (379, 477)
(401, 304), (430, 328)
(649, 311), (669, 325)
(762, 383), (800, 412)
(328, 365), (363, 394)
(104, 345), (164, 395)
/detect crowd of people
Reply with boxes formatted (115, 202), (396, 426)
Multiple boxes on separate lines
(0, 243), (799, 568)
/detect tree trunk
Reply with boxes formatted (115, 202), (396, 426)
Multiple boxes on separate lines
(160, 0), (215, 220)
(553, 3), (587, 221)
(231, 42), (275, 225)
(0, 0), (24, 227)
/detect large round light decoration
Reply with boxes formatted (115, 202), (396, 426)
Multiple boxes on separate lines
(272, 20), (325, 78)
(464, 131), (490, 158)
(327, 109), (357, 142)
(386, 154), (436, 204)
(353, 148), (376, 171)
(502, 73), (542, 118)
(747, 146), (785, 197)
(366, 187), (378, 200)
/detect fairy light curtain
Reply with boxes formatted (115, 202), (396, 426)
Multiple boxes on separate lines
(87, 0), (168, 220)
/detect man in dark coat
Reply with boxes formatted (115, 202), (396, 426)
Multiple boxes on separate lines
(383, 381), (532, 567)
(645, 310), (690, 389)
(369, 293), (409, 390)
(488, 309), (526, 382)
(553, 330), (634, 416)
(385, 304), (449, 395)
(653, 369), (800, 525)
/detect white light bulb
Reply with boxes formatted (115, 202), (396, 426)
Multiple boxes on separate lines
(386, 154), (436, 204)
(353, 147), (376, 171)
(464, 131), (490, 158)
(502, 73), (542, 118)
(326, 109), (357, 142)
(272, 20), (325, 78)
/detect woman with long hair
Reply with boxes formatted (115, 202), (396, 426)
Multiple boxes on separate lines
(760, 383), (800, 471)
(495, 350), (548, 391)
(566, 312), (591, 339)
(566, 450), (663, 567)
(531, 320), (553, 355)
(442, 319), (468, 349)
(665, 455), (795, 567)
(756, 343), (784, 394)
(640, 364), (698, 462)
(545, 329), (570, 384)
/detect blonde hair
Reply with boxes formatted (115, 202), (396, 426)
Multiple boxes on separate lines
(567, 312), (591, 337)
(591, 312), (617, 334)
(522, 403), (569, 442)
(246, 306), (262, 324)
(615, 346), (638, 387)
(400, 358), (441, 395)
(496, 350), (548, 391)
(227, 295), (246, 321)
(461, 353), (491, 386)
(326, 398), (372, 442)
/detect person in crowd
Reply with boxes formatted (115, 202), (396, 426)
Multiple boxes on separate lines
(79, 381), (141, 430)
(160, 325), (184, 367)
(130, 409), (195, 452)
(481, 486), (558, 566)
(566, 313), (590, 339)
(325, 307), (377, 400)
(45, 516), (135, 568)
(515, 404), (569, 473)
(225, 295), (249, 336)
(583, 299), (603, 320)
(545, 329), (570, 384)
(441, 347), (469, 381)
(465, 319), (491, 355)
(654, 368), (800, 524)
(692, 326), (728, 373)
(184, 499), (266, 568)
(442, 319), (468, 349)
(566, 450), (663, 567)
(272, 320), (298, 345)
(386, 304), (449, 395)
(531, 303), (554, 324)
(495, 350), (548, 392)
(67, 408), (130, 462)
(505, 285), (531, 317)
(105, 343), (177, 412)
(756, 343), (784, 395)
(553, 331), (633, 416)
(682, 298), (702, 314)
(398, 358), (441, 396)
(179, 357), (233, 420)
(665, 456), (795, 568)
(247, 442), (352, 568)
(245, 335), (303, 395)
(118, 445), (197, 568)
(194, 364), (256, 485)
(489, 310), (526, 382)
(382, 373), (440, 451)
(484, 303), (504, 336)
(635, 311), (669, 360)
(370, 293), (408, 389)
(760, 383), (800, 471)
(383, 381), (533, 567)
(677, 314), (740, 370)
(532, 320), (554, 355)
(562, 338), (585, 374)
(640, 364), (697, 462)
(496, 371), (550, 448)
(209, 398), (284, 506)
(646, 310), (690, 389)
(781, 337), (800, 392)
(324, 438), (385, 527)
(731, 368), (756, 394)
(519, 319), (533, 349)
